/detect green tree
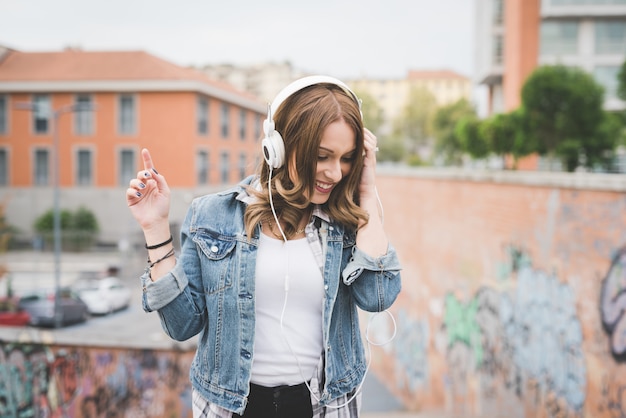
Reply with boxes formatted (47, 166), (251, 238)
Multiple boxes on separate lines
(34, 209), (72, 232)
(617, 59), (626, 102)
(72, 206), (100, 250)
(480, 109), (535, 169)
(520, 64), (610, 171)
(353, 89), (385, 134)
(457, 116), (489, 159)
(613, 60), (626, 150)
(587, 111), (624, 171)
(0, 202), (18, 251)
(393, 86), (438, 157)
(34, 207), (99, 251)
(73, 206), (99, 231)
(432, 98), (476, 165)
(376, 134), (406, 163)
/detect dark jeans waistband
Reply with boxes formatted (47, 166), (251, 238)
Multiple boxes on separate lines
(250, 381), (310, 398)
(233, 381), (313, 417)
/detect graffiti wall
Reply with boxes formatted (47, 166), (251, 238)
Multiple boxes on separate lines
(374, 172), (626, 417)
(2, 171), (625, 418)
(0, 341), (194, 418)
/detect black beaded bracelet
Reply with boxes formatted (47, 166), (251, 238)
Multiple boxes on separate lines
(145, 235), (173, 250)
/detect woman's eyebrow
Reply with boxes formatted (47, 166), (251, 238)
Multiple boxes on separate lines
(319, 146), (357, 154)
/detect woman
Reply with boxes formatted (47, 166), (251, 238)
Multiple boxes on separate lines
(126, 76), (402, 418)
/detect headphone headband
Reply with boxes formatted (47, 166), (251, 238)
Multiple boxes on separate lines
(269, 75), (362, 118)
(262, 75), (361, 169)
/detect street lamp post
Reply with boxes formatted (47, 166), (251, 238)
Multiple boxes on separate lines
(17, 101), (95, 328)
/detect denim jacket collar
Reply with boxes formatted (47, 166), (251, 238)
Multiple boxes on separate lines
(233, 175), (333, 233)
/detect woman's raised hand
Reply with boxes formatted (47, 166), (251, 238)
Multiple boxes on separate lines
(359, 128), (378, 200)
(126, 148), (171, 231)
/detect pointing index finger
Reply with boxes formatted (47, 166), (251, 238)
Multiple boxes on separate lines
(141, 148), (154, 172)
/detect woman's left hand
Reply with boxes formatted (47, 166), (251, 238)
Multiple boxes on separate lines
(356, 128), (387, 255)
(360, 128), (378, 200)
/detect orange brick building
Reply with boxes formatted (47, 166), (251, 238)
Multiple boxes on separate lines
(0, 47), (265, 189)
(0, 47), (265, 242)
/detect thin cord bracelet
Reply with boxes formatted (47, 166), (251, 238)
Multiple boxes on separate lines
(147, 247), (175, 269)
(145, 235), (173, 250)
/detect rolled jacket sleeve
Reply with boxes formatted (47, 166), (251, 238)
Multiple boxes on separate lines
(141, 262), (189, 312)
(342, 244), (402, 312)
(342, 244), (402, 285)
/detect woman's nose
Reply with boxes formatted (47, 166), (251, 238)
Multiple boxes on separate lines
(324, 160), (342, 182)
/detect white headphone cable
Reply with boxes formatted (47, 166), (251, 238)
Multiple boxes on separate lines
(268, 164), (396, 409)
(374, 186), (384, 225)
(279, 302), (397, 409)
(268, 165), (288, 244)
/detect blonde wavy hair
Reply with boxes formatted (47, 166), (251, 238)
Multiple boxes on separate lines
(244, 83), (368, 239)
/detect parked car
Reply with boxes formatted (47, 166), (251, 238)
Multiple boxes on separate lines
(72, 277), (132, 315)
(18, 287), (89, 327)
(0, 297), (31, 326)
(0, 310), (31, 326)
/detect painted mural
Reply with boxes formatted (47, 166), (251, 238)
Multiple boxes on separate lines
(600, 247), (626, 363)
(376, 249), (589, 417)
(442, 254), (586, 417)
(366, 175), (626, 417)
(0, 342), (194, 418)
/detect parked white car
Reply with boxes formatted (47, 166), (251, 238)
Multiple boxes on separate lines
(73, 277), (132, 315)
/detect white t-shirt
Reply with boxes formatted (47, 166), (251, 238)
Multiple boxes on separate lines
(251, 232), (324, 386)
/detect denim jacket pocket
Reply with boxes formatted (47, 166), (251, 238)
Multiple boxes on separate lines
(342, 231), (356, 248)
(193, 228), (237, 295)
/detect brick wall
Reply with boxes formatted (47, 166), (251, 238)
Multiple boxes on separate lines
(2, 168), (626, 417)
(371, 168), (626, 417)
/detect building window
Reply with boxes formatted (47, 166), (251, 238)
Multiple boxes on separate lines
(118, 95), (136, 135)
(197, 150), (209, 185)
(239, 152), (247, 180)
(493, 34), (504, 65)
(197, 96), (209, 135)
(119, 149), (136, 186)
(33, 94), (50, 134)
(493, 0), (504, 25)
(254, 114), (261, 141)
(0, 95), (7, 135)
(239, 109), (247, 140)
(0, 148), (7, 185)
(594, 65), (620, 98)
(221, 103), (230, 138)
(74, 94), (94, 135)
(76, 149), (93, 186)
(540, 21), (579, 55)
(595, 20), (626, 55)
(220, 151), (229, 183)
(34, 148), (49, 186)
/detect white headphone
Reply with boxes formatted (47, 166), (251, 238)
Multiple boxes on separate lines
(261, 75), (362, 169)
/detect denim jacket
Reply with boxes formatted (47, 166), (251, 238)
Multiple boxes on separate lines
(141, 176), (402, 415)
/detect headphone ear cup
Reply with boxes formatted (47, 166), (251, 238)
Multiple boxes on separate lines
(262, 130), (285, 169)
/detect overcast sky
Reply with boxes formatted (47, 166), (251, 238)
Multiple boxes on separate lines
(0, 0), (476, 81)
